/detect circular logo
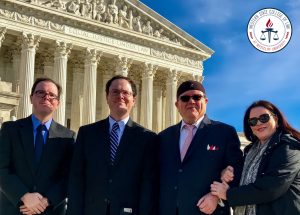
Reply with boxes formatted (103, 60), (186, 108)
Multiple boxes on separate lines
(247, 8), (292, 53)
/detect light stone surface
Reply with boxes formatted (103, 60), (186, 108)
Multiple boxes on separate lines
(0, 0), (213, 132)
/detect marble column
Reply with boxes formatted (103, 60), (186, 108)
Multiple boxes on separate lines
(43, 50), (54, 79)
(162, 88), (166, 130)
(11, 43), (21, 93)
(130, 82), (140, 123)
(17, 33), (41, 119)
(140, 63), (157, 129)
(53, 41), (72, 125)
(115, 56), (132, 77)
(153, 83), (163, 132)
(100, 70), (112, 119)
(82, 49), (102, 125)
(0, 27), (6, 48)
(70, 63), (84, 131)
(165, 69), (179, 127)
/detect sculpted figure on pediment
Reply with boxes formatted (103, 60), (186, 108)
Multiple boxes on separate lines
(118, 5), (131, 28)
(80, 0), (92, 18)
(42, 0), (65, 10)
(106, 0), (118, 24)
(132, 15), (142, 32)
(94, 0), (107, 21)
(142, 20), (153, 36)
(172, 37), (181, 45)
(154, 28), (164, 38)
(66, 0), (81, 15)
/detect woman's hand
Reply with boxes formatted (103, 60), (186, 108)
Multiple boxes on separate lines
(221, 165), (234, 183)
(210, 181), (229, 200)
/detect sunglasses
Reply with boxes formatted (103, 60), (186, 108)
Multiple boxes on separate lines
(179, 94), (204, 102)
(248, 113), (273, 127)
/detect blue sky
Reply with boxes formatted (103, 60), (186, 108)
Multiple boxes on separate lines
(140, 0), (300, 132)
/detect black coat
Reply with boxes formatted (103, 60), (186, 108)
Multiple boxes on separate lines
(227, 131), (300, 215)
(0, 116), (75, 215)
(67, 118), (158, 215)
(158, 115), (244, 215)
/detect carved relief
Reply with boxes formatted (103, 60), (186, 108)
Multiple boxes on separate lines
(151, 49), (202, 68)
(0, 27), (6, 48)
(24, 0), (183, 45)
(66, 0), (81, 15)
(1, 5), (201, 67)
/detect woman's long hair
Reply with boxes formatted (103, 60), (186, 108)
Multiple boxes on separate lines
(243, 100), (300, 142)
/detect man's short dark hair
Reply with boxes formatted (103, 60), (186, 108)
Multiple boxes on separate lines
(31, 77), (62, 98)
(105, 75), (137, 97)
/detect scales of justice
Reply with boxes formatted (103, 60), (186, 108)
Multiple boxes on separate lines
(260, 18), (279, 43)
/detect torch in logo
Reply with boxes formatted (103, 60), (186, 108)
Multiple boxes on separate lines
(260, 19), (279, 43)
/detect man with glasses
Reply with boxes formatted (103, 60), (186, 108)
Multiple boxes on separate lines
(67, 75), (157, 215)
(158, 80), (243, 215)
(0, 77), (75, 215)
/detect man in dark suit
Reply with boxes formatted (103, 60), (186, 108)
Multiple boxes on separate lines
(159, 80), (243, 215)
(0, 78), (75, 215)
(67, 75), (158, 215)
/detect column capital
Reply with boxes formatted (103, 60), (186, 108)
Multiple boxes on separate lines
(115, 56), (133, 76)
(0, 27), (7, 48)
(166, 69), (181, 83)
(21, 33), (41, 50)
(142, 63), (158, 78)
(55, 41), (72, 58)
(192, 74), (204, 83)
(85, 48), (102, 64)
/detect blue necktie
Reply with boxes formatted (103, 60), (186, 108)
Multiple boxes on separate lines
(35, 124), (46, 162)
(110, 122), (119, 163)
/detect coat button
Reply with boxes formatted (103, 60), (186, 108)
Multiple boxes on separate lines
(33, 186), (37, 191)
(178, 169), (183, 173)
(174, 186), (178, 190)
(108, 179), (112, 183)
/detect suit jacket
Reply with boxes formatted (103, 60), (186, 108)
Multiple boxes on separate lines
(158, 115), (243, 215)
(67, 118), (158, 215)
(0, 116), (75, 215)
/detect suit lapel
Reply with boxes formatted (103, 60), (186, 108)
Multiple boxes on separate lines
(19, 116), (36, 174)
(172, 123), (182, 165)
(182, 115), (211, 163)
(113, 118), (135, 167)
(101, 118), (111, 166)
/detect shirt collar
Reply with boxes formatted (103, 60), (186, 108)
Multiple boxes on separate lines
(180, 116), (204, 131)
(108, 115), (129, 130)
(31, 114), (52, 131)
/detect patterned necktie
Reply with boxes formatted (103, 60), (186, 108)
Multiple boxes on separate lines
(180, 124), (195, 161)
(110, 122), (119, 163)
(35, 124), (46, 162)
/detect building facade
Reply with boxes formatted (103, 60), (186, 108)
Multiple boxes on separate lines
(0, 0), (213, 132)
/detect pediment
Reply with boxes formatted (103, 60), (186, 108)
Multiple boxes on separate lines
(14, 0), (213, 57)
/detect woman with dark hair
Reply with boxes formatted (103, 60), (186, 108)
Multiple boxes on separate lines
(211, 100), (300, 215)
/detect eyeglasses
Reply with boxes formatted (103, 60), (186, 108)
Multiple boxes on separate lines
(34, 90), (59, 100)
(109, 89), (133, 97)
(179, 94), (204, 102)
(248, 113), (273, 127)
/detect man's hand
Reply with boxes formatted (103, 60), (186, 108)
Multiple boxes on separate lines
(196, 192), (218, 214)
(221, 166), (234, 183)
(20, 193), (47, 214)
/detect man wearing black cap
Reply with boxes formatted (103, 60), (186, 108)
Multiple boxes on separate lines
(158, 80), (243, 215)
